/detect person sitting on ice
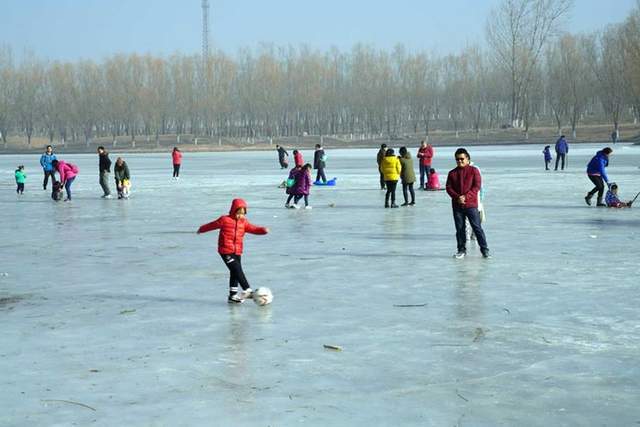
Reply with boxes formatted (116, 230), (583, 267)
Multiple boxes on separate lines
(605, 183), (633, 208)
(426, 168), (441, 190)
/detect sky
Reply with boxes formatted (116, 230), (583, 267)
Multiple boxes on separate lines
(1, 0), (638, 61)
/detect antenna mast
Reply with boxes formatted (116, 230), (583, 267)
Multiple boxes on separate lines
(202, 0), (210, 63)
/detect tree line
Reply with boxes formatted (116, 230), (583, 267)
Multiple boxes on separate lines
(1, 0), (639, 148)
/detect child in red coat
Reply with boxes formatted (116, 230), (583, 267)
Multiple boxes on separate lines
(197, 199), (269, 303)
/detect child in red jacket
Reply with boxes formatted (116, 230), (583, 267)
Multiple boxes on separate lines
(197, 199), (269, 303)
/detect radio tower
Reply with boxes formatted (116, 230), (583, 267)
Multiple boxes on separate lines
(201, 0), (210, 63)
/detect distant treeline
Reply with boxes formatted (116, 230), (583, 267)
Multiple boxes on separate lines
(1, 0), (640, 148)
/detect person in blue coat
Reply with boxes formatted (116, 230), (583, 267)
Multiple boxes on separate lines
(39, 145), (57, 190)
(542, 145), (552, 170)
(585, 147), (613, 207)
(554, 136), (568, 170)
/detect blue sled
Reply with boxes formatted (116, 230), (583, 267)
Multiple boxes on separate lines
(314, 178), (337, 186)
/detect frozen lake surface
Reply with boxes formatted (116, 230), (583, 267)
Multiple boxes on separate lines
(1, 144), (640, 426)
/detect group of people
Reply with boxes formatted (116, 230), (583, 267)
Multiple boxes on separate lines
(16, 145), (187, 201)
(276, 144), (328, 184)
(542, 135), (570, 171)
(375, 141), (441, 208)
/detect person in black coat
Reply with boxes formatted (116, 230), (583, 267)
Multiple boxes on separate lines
(313, 144), (327, 183)
(276, 145), (289, 169)
(98, 146), (112, 198)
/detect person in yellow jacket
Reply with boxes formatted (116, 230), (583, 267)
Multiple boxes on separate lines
(380, 148), (402, 208)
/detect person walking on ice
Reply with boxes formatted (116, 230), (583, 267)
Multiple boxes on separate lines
(417, 140), (434, 190)
(543, 145), (552, 170)
(197, 199), (269, 304)
(313, 144), (327, 184)
(554, 135), (569, 171)
(15, 165), (26, 195)
(97, 146), (112, 198)
(114, 157), (131, 199)
(291, 163), (313, 209)
(40, 145), (57, 190)
(446, 148), (490, 259)
(585, 147), (613, 207)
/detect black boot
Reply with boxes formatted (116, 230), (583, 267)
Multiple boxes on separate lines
(585, 194), (592, 206)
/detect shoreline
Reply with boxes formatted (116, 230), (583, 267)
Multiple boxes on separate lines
(0, 137), (634, 156)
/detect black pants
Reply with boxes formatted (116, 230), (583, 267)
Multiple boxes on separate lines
(315, 168), (326, 183)
(402, 182), (415, 204)
(286, 193), (295, 205)
(555, 153), (566, 170)
(453, 207), (488, 253)
(220, 254), (250, 295)
(587, 175), (605, 204)
(294, 194), (309, 206)
(385, 180), (398, 206)
(173, 164), (180, 177)
(545, 160), (551, 170)
(379, 171), (386, 189)
(17, 183), (24, 194)
(43, 170), (56, 189)
(279, 158), (288, 169)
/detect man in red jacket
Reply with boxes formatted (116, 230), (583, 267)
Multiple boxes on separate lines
(197, 199), (269, 303)
(417, 140), (434, 190)
(446, 148), (490, 259)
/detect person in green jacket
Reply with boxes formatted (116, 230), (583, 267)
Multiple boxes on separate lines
(114, 157), (131, 199)
(15, 165), (26, 194)
(398, 147), (416, 206)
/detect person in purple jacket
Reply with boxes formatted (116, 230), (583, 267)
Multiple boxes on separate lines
(290, 163), (312, 209)
(585, 147), (613, 207)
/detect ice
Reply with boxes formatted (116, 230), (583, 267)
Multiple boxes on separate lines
(1, 143), (639, 425)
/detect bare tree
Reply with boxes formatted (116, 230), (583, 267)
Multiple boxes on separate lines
(487, 0), (573, 127)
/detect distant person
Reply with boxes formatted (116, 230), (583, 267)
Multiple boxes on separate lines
(542, 145), (552, 170)
(15, 165), (26, 195)
(585, 147), (612, 207)
(376, 143), (388, 190)
(276, 144), (289, 169)
(605, 183), (633, 208)
(97, 146), (112, 198)
(398, 147), (416, 206)
(313, 144), (327, 184)
(39, 145), (57, 190)
(291, 163), (313, 209)
(446, 148), (490, 259)
(197, 198), (269, 303)
(172, 147), (182, 179)
(114, 157), (131, 199)
(381, 148), (401, 208)
(426, 168), (441, 190)
(417, 140), (434, 190)
(293, 149), (304, 167)
(52, 159), (79, 202)
(611, 131), (618, 144)
(554, 135), (569, 171)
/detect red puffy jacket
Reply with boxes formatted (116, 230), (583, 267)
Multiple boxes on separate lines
(294, 151), (304, 167)
(172, 150), (182, 165)
(197, 198), (268, 255)
(446, 165), (482, 209)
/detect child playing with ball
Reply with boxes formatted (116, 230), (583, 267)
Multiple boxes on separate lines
(197, 198), (269, 303)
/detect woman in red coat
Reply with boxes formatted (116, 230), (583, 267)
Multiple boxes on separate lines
(197, 199), (269, 303)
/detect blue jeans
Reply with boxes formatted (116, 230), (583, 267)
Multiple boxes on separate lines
(64, 177), (75, 200)
(419, 164), (431, 189)
(453, 206), (488, 253)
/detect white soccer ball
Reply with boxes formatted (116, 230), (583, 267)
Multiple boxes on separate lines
(253, 287), (273, 306)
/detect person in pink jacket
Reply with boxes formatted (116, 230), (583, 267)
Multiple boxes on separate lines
(52, 159), (79, 201)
